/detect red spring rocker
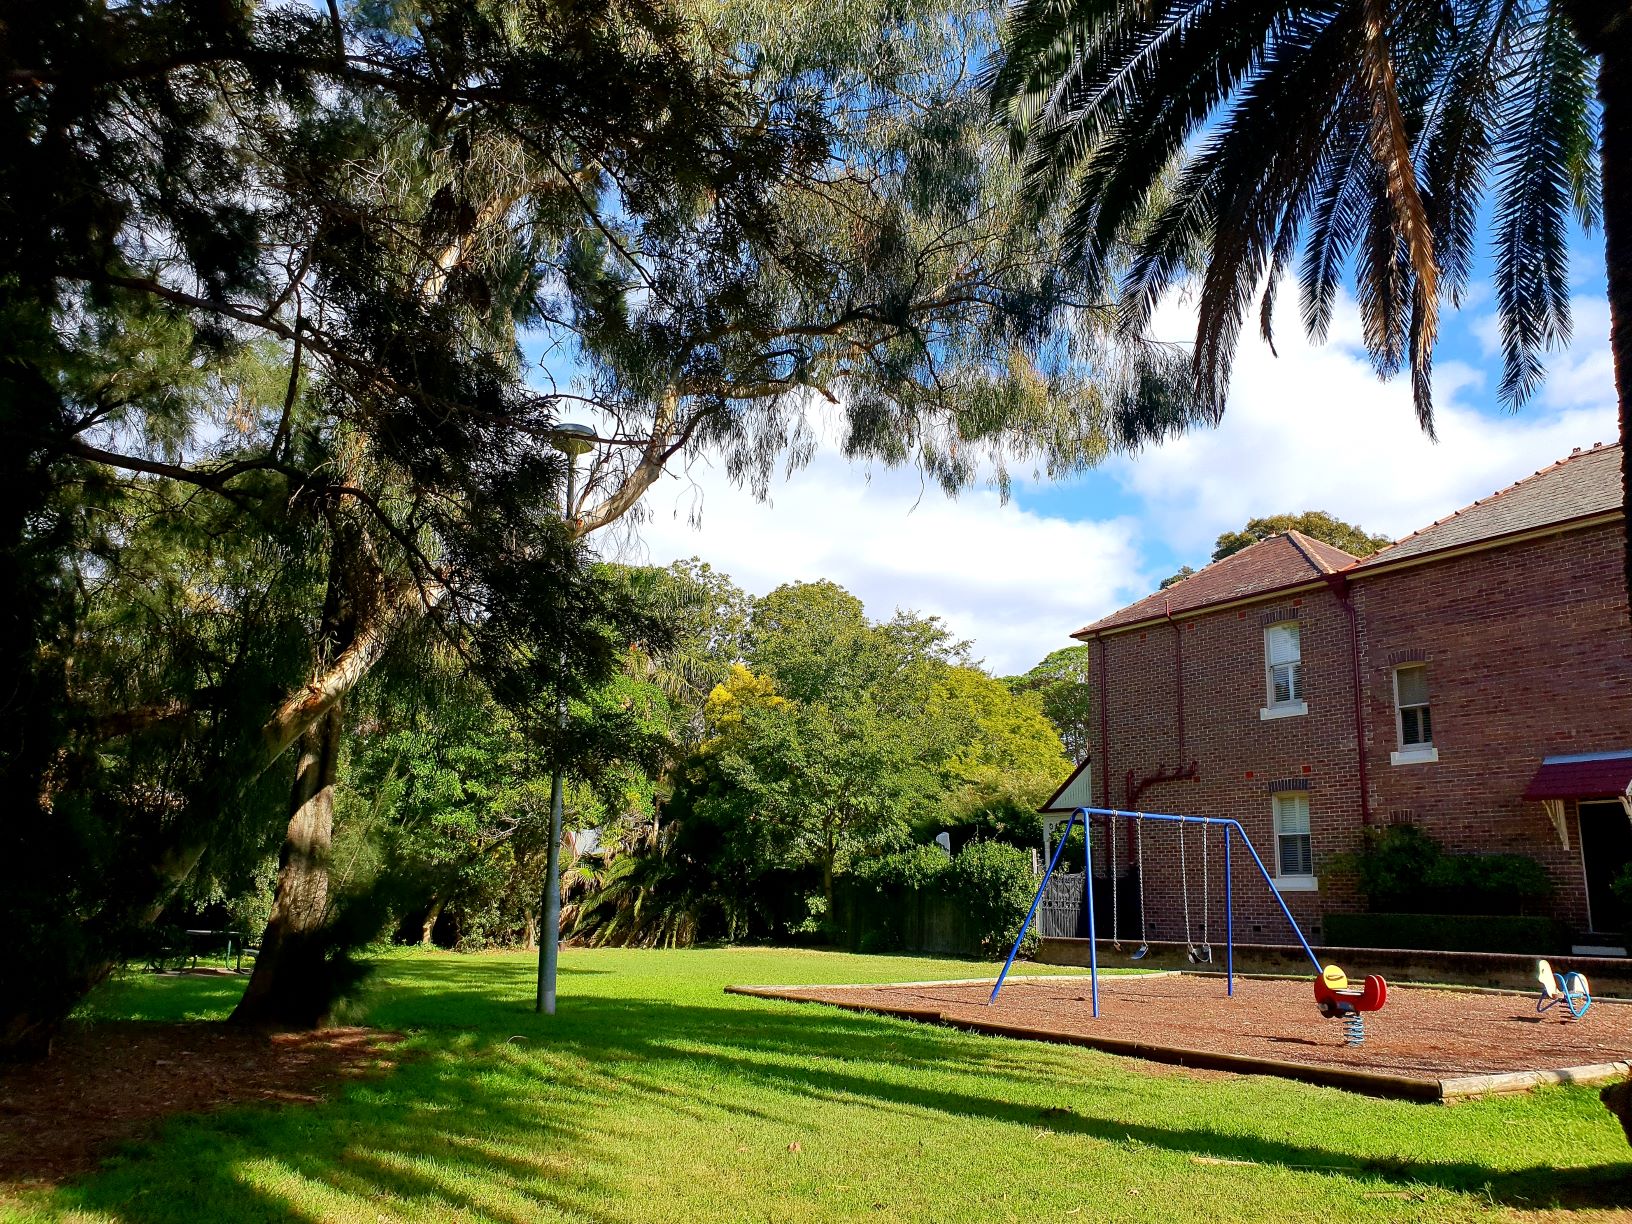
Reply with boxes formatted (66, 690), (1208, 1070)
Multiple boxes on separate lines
(1313, 964), (1387, 1046)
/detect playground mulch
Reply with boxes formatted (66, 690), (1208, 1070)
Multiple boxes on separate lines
(729, 972), (1632, 1101)
(0, 1021), (401, 1188)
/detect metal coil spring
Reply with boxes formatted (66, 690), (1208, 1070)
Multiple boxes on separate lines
(1344, 1012), (1365, 1046)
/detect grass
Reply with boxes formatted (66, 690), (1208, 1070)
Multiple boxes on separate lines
(5, 946), (1630, 1222)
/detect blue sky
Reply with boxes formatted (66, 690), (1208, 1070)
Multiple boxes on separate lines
(1015, 238), (1616, 587)
(557, 230), (1619, 677)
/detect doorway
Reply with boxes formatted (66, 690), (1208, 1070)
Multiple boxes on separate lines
(1579, 800), (1632, 935)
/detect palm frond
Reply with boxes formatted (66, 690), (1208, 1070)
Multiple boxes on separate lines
(1490, 0), (1593, 406)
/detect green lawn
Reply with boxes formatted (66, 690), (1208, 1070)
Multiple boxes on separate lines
(6, 947), (1630, 1222)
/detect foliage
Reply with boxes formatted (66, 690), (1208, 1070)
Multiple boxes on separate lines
(571, 578), (1069, 949)
(854, 845), (958, 895)
(943, 840), (1042, 956)
(566, 0), (1202, 527)
(1333, 824), (1553, 915)
(1159, 566), (1196, 589)
(3, 0), (725, 1044)
(701, 583), (968, 902)
(4, 0), (1213, 1044)
(990, 0), (1605, 431)
(1212, 512), (1394, 561)
(1006, 644), (1094, 764)
(928, 666), (1070, 843)
(846, 839), (1037, 957)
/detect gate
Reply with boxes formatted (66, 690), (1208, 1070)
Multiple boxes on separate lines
(1037, 871), (1085, 937)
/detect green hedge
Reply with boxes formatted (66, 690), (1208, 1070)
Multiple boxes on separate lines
(1336, 824), (1552, 915)
(842, 840), (1037, 957)
(1323, 912), (1562, 954)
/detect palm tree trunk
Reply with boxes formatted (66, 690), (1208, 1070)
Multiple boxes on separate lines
(1576, 10), (1632, 609)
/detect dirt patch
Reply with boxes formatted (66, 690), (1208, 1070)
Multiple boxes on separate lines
(738, 974), (1632, 1093)
(0, 1022), (402, 1188)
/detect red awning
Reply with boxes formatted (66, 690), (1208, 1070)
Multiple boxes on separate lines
(1523, 752), (1632, 801)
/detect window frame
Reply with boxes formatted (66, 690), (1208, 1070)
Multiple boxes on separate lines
(1271, 791), (1317, 891)
(1260, 621), (1307, 720)
(1390, 663), (1439, 765)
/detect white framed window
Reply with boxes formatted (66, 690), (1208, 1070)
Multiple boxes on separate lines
(1272, 792), (1316, 889)
(1261, 622), (1307, 719)
(1390, 664), (1438, 765)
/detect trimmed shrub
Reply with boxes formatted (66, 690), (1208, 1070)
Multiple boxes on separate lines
(840, 839), (1038, 957)
(1336, 824), (1552, 915)
(943, 840), (1037, 957)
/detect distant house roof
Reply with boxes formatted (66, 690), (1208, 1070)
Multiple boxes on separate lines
(1352, 442), (1623, 571)
(1071, 443), (1624, 639)
(1073, 531), (1358, 637)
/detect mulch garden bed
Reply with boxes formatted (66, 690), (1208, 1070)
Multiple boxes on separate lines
(0, 1021), (402, 1189)
(729, 972), (1632, 1101)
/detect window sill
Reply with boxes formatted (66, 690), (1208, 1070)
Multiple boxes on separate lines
(1390, 746), (1439, 766)
(1260, 701), (1308, 721)
(1272, 875), (1319, 893)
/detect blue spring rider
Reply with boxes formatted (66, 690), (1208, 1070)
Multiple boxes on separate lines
(1535, 959), (1591, 1019)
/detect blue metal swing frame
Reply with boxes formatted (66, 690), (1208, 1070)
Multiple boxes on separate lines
(990, 805), (1324, 1017)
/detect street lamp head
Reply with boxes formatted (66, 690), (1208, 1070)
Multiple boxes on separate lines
(549, 422), (596, 458)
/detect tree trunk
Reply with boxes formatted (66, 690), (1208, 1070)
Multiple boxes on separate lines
(1576, 8), (1632, 613)
(420, 897), (445, 946)
(229, 699), (343, 1026)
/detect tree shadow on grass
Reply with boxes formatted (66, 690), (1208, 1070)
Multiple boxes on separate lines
(52, 975), (1632, 1222)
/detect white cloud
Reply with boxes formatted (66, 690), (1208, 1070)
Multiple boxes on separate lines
(590, 287), (1616, 677)
(602, 450), (1152, 675)
(1110, 291), (1617, 556)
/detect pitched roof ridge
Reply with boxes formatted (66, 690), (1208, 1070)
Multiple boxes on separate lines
(1282, 529), (1350, 574)
(1074, 533), (1324, 637)
(1362, 442), (1619, 564)
(1178, 530), (1294, 581)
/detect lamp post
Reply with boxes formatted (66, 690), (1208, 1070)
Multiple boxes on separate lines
(537, 422), (595, 1015)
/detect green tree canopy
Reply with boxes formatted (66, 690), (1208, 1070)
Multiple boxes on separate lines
(1007, 645), (1094, 762)
(1212, 512), (1393, 561)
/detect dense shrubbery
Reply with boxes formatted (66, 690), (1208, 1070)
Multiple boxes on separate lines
(1338, 824), (1552, 915)
(845, 840), (1038, 958)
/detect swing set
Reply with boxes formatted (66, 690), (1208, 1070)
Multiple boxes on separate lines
(1105, 806), (1215, 963)
(993, 805), (1390, 1044)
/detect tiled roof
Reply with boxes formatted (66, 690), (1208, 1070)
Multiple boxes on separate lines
(1073, 530), (1358, 636)
(1352, 442), (1623, 570)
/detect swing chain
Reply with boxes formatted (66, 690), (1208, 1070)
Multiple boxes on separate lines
(1108, 811), (1119, 949)
(1178, 815), (1193, 954)
(1135, 812), (1147, 953)
(1200, 820), (1210, 948)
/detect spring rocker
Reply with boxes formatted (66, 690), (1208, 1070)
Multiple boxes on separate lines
(1535, 959), (1591, 1018)
(992, 805), (1390, 1047)
(1313, 964), (1388, 1046)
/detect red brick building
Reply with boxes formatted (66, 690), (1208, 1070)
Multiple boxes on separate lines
(1059, 442), (1631, 951)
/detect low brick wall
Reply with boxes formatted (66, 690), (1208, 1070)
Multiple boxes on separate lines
(1036, 937), (1632, 997)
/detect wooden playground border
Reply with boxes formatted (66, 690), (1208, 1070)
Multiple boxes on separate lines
(724, 979), (1632, 1103)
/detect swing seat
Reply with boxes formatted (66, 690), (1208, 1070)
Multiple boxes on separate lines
(1536, 960), (1591, 1018)
(1313, 964), (1387, 1018)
